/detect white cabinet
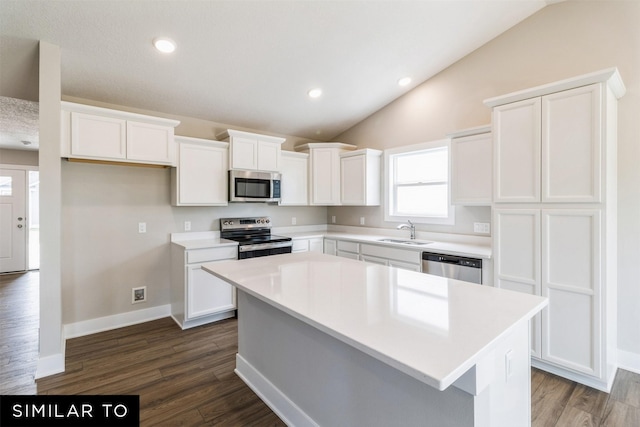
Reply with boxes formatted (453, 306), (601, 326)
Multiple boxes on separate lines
(360, 243), (421, 272)
(324, 239), (337, 256)
(486, 68), (625, 392)
(449, 125), (492, 205)
(61, 101), (180, 166)
(340, 149), (381, 206)
(295, 143), (357, 206)
(292, 237), (324, 253)
(494, 209), (542, 358)
(279, 151), (308, 206)
(171, 136), (229, 206)
(541, 210), (602, 376)
(219, 129), (285, 172)
(170, 244), (237, 329)
(336, 240), (360, 260)
(492, 84), (603, 204)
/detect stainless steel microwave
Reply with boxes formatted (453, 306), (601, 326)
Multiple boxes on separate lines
(229, 170), (281, 202)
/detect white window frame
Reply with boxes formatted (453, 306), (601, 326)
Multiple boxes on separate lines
(384, 139), (455, 225)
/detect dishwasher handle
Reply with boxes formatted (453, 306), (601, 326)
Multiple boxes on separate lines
(421, 252), (482, 269)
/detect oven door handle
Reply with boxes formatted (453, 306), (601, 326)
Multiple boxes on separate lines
(239, 241), (293, 252)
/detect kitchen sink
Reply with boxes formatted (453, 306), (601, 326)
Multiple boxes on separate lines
(377, 238), (432, 246)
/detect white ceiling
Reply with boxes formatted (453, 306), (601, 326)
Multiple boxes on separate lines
(0, 0), (550, 150)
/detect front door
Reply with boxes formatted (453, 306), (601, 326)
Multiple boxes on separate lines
(0, 168), (27, 273)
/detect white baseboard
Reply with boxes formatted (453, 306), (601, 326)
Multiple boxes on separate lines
(618, 349), (640, 375)
(63, 304), (172, 339)
(35, 334), (66, 379)
(235, 354), (318, 427)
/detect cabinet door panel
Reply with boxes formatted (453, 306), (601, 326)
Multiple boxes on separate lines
(493, 98), (541, 202)
(187, 265), (235, 319)
(494, 209), (540, 284)
(541, 210), (600, 376)
(542, 84), (601, 202)
(127, 121), (174, 164)
(257, 141), (280, 171)
(494, 209), (541, 357)
(341, 155), (366, 205)
(71, 112), (126, 159)
(231, 136), (258, 170)
(177, 144), (228, 205)
(279, 154), (308, 205)
(311, 148), (340, 205)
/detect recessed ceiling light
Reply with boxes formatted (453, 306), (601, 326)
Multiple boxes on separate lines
(308, 88), (322, 99)
(153, 37), (176, 54)
(398, 77), (412, 87)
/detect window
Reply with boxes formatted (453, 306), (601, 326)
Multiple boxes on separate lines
(384, 139), (454, 225)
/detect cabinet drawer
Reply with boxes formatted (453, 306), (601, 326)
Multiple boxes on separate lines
(187, 246), (237, 264)
(360, 244), (420, 264)
(337, 240), (359, 253)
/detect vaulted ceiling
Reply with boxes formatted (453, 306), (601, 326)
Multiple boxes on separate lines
(0, 0), (550, 150)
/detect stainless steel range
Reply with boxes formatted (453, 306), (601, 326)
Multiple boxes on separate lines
(220, 217), (293, 259)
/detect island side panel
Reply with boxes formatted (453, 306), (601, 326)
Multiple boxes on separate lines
(235, 290), (476, 427)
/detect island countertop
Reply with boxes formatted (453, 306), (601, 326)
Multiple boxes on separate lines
(202, 252), (546, 391)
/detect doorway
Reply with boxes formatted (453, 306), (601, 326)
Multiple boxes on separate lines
(0, 166), (39, 273)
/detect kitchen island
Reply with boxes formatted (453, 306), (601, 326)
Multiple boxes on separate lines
(202, 252), (546, 427)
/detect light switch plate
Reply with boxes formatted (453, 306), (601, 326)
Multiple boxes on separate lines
(138, 222), (146, 233)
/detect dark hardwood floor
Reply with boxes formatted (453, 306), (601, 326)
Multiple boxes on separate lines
(2, 271), (640, 426)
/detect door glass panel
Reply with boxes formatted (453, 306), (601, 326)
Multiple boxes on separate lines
(0, 176), (12, 196)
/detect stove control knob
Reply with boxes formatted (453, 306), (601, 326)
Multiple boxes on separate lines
(266, 219), (270, 223)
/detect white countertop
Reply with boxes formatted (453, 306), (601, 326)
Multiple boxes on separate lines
(171, 229), (491, 259)
(288, 231), (492, 259)
(202, 252), (546, 391)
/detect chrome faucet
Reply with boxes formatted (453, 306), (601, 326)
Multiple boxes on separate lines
(397, 220), (416, 239)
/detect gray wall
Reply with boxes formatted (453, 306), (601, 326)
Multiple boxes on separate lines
(332, 1), (640, 357)
(59, 106), (327, 324)
(0, 148), (38, 166)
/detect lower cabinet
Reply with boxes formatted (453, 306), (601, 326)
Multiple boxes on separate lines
(292, 237), (324, 253)
(171, 244), (237, 329)
(323, 238), (422, 272)
(360, 243), (421, 272)
(324, 239), (337, 256)
(494, 208), (615, 390)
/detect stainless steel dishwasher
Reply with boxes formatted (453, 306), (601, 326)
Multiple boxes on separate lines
(421, 252), (483, 284)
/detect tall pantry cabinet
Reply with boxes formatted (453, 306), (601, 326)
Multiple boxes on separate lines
(485, 68), (625, 392)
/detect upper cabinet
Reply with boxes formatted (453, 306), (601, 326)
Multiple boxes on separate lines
(279, 151), (309, 206)
(218, 129), (285, 172)
(340, 149), (382, 206)
(486, 68), (626, 204)
(171, 136), (229, 206)
(61, 101), (180, 166)
(295, 142), (357, 206)
(449, 125), (492, 206)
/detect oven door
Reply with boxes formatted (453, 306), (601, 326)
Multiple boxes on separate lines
(239, 245), (292, 259)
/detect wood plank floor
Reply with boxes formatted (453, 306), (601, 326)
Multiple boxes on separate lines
(2, 271), (640, 426)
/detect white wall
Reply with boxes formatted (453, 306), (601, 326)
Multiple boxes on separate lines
(333, 1), (640, 360)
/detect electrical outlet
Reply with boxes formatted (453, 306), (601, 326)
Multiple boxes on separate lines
(331, 216), (336, 224)
(473, 222), (490, 234)
(138, 222), (146, 233)
(360, 217), (365, 225)
(184, 221), (191, 231)
(505, 349), (513, 381)
(292, 217), (297, 225)
(132, 286), (146, 304)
